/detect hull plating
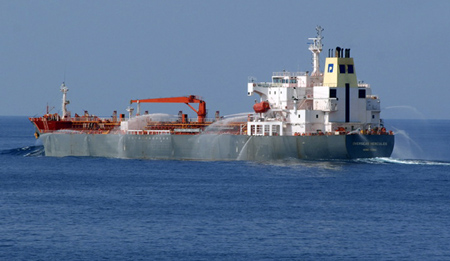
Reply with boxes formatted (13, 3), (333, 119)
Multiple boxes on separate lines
(41, 133), (394, 160)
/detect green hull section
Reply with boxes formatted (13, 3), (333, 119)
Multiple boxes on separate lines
(41, 133), (394, 160)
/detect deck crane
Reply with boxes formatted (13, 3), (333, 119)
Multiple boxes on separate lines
(130, 95), (207, 123)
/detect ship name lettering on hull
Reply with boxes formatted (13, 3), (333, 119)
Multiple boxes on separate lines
(352, 142), (388, 146)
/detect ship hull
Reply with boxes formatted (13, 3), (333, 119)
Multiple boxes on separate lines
(40, 133), (394, 160)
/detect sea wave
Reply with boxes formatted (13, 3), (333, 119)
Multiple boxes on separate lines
(1, 145), (45, 157)
(355, 157), (450, 166)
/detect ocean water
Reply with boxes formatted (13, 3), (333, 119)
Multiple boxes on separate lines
(1, 116), (450, 260)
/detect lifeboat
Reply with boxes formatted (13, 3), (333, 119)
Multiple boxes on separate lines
(253, 101), (270, 113)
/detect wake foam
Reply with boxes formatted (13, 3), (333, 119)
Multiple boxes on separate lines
(355, 157), (450, 166)
(1, 145), (45, 157)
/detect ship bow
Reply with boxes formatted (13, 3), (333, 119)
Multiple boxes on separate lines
(345, 134), (394, 158)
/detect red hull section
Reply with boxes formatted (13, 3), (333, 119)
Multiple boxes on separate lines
(29, 114), (121, 136)
(29, 113), (247, 136)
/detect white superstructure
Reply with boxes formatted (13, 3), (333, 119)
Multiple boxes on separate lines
(247, 26), (382, 136)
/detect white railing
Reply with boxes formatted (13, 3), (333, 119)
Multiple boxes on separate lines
(127, 129), (171, 135)
(254, 82), (273, 87)
(174, 128), (201, 133)
(358, 83), (370, 88)
(272, 71), (307, 77)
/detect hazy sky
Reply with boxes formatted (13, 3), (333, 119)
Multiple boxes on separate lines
(1, 0), (449, 119)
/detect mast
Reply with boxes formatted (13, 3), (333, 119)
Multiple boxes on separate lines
(308, 26), (324, 76)
(126, 106), (134, 119)
(60, 82), (70, 118)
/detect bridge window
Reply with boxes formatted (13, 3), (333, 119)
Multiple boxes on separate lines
(348, 65), (354, 74)
(330, 88), (337, 98)
(339, 64), (346, 74)
(359, 89), (366, 98)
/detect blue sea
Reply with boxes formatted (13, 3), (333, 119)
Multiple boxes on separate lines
(1, 116), (450, 260)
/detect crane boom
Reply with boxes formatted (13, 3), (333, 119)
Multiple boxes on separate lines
(130, 95), (207, 123)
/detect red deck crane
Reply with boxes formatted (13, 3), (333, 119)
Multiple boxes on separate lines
(130, 95), (207, 123)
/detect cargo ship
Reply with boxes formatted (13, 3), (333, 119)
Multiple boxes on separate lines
(30, 27), (394, 160)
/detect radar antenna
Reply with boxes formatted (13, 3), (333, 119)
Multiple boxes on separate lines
(308, 26), (324, 76)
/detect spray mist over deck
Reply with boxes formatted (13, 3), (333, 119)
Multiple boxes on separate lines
(106, 113), (176, 134)
(91, 112), (254, 160)
(384, 106), (426, 119)
(125, 113), (177, 130)
(203, 112), (251, 134)
(390, 127), (424, 160)
(188, 112), (252, 160)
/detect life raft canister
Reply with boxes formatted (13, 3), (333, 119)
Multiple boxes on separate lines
(253, 101), (270, 113)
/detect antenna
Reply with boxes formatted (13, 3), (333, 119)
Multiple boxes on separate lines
(60, 82), (70, 118)
(308, 26), (324, 76)
(46, 103), (55, 114)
